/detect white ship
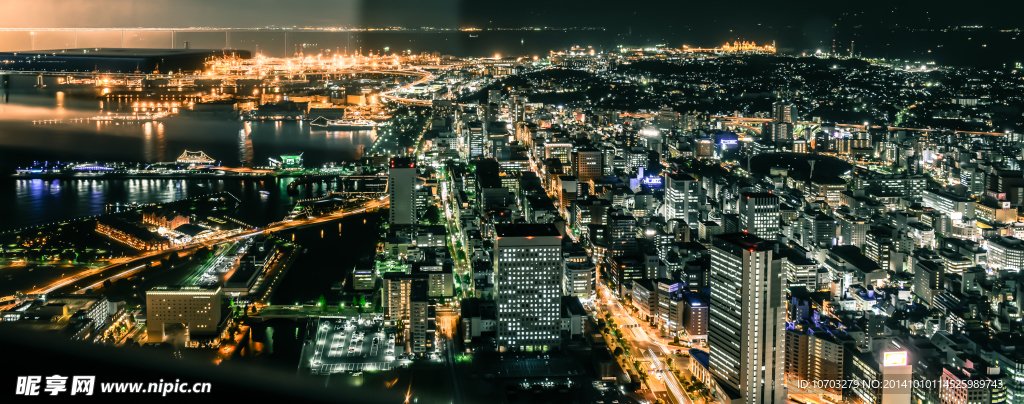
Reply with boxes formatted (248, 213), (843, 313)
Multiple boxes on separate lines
(310, 116), (376, 130)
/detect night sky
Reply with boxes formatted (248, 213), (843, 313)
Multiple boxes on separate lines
(1, 0), (1023, 62)
(2, 0), (1021, 31)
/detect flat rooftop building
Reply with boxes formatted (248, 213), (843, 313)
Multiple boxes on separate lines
(145, 286), (221, 343)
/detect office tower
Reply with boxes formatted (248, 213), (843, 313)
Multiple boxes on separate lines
(664, 173), (702, 228)
(809, 213), (837, 248)
(558, 176), (578, 212)
(838, 213), (870, 247)
(146, 286), (221, 343)
(467, 121), (484, 157)
(738, 192), (780, 239)
(988, 236), (1024, 271)
(572, 148), (603, 184)
(409, 281), (436, 355)
(708, 233), (786, 404)
(626, 147), (647, 173)
(609, 209), (638, 256)
(563, 243), (594, 300)
(544, 139), (573, 165)
(388, 157), (417, 226)
(912, 260), (945, 308)
(494, 224), (563, 352)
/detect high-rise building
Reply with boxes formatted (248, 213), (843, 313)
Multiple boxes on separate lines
(382, 272), (423, 324)
(409, 281), (436, 355)
(772, 100), (797, 123)
(682, 292), (709, 342)
(768, 101), (797, 142)
(388, 157), (417, 226)
(572, 148), (604, 184)
(609, 209), (638, 256)
(494, 224), (563, 352)
(738, 192), (780, 239)
(145, 286), (221, 343)
(708, 233), (786, 404)
(838, 213), (870, 248)
(545, 140), (573, 165)
(664, 173), (702, 228)
(913, 260), (945, 308)
(467, 121), (484, 157)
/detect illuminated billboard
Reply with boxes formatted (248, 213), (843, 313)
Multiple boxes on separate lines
(883, 351), (908, 367)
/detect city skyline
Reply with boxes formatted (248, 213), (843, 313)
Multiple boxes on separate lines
(1, 6), (1024, 403)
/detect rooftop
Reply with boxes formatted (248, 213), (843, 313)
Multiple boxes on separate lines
(495, 223), (561, 238)
(713, 232), (774, 252)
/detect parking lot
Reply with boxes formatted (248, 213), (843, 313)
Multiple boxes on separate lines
(307, 315), (403, 375)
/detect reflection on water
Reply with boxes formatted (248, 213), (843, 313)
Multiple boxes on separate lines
(1, 177), (339, 232)
(0, 93), (376, 171)
(239, 121), (253, 166)
(0, 92), (378, 230)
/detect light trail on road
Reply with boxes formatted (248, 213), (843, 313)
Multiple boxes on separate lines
(74, 264), (147, 294)
(649, 348), (689, 404)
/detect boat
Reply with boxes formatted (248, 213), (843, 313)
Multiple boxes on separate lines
(469, 34), (478, 38)
(310, 116), (376, 130)
(259, 190), (270, 196)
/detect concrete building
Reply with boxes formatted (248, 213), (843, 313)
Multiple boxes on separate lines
(494, 224), (563, 352)
(572, 148), (604, 184)
(682, 292), (709, 343)
(146, 286), (221, 343)
(352, 266), (376, 291)
(923, 189), (975, 220)
(409, 281), (436, 355)
(382, 272), (425, 323)
(839, 213), (871, 248)
(664, 173), (702, 228)
(988, 236), (1024, 272)
(388, 157), (417, 225)
(563, 260), (595, 300)
(738, 192), (780, 239)
(913, 260), (945, 308)
(609, 209), (638, 256)
(939, 357), (1005, 404)
(708, 233), (786, 404)
(632, 280), (658, 322)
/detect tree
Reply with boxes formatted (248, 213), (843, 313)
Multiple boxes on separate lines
(613, 347), (624, 356)
(102, 279), (113, 289)
(673, 334), (680, 344)
(424, 206), (441, 224)
(317, 295), (326, 310)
